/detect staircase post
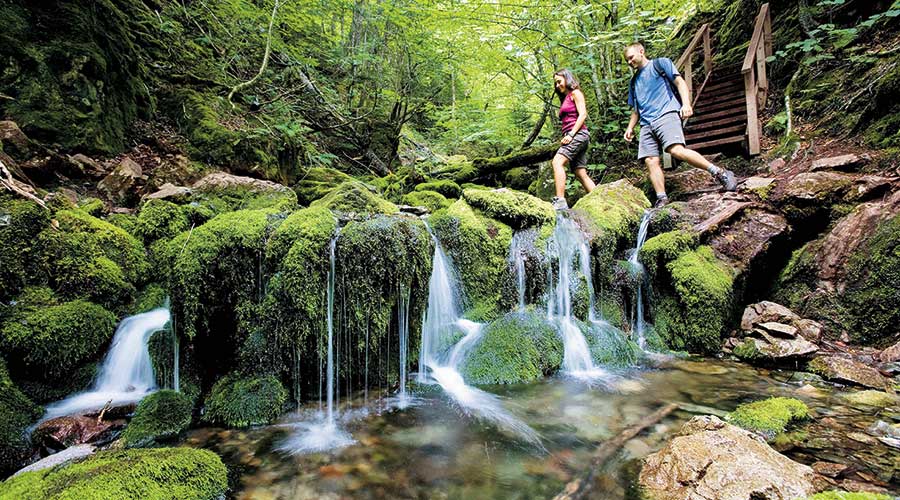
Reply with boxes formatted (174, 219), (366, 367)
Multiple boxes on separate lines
(703, 27), (712, 76)
(744, 71), (760, 155)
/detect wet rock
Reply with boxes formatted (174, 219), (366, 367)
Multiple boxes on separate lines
(98, 157), (145, 206)
(808, 356), (889, 389)
(193, 172), (290, 193)
(758, 322), (798, 338)
(142, 182), (192, 202)
(639, 415), (817, 500)
(12, 444), (95, 477)
(672, 360), (729, 375)
(398, 204), (429, 216)
(810, 153), (870, 172)
(734, 335), (818, 362)
(795, 384), (827, 399)
(741, 302), (800, 331)
(879, 341), (900, 363)
(841, 390), (899, 408)
(33, 416), (126, 451)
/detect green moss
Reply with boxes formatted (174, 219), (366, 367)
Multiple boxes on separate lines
(105, 212), (138, 235)
(203, 373), (287, 428)
(132, 284), (168, 315)
(53, 255), (135, 310)
(0, 195), (51, 301)
(0, 447), (228, 500)
(460, 312), (562, 384)
(121, 390), (193, 448)
(841, 390), (899, 408)
(310, 180), (398, 215)
(462, 188), (554, 229)
(134, 199), (191, 244)
(77, 198), (105, 217)
(402, 190), (452, 212)
(293, 167), (353, 205)
(654, 246), (734, 353)
(726, 397), (809, 437)
(638, 230), (698, 280)
(733, 338), (761, 361)
(430, 199), (513, 320)
(804, 492), (892, 500)
(571, 180), (650, 244)
(0, 357), (43, 476)
(0, 299), (116, 384)
(415, 180), (462, 199)
(584, 321), (642, 366)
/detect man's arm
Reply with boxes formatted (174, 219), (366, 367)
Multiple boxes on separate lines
(624, 110), (639, 142)
(674, 75), (693, 118)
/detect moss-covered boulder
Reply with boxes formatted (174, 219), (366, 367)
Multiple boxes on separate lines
(430, 199), (513, 320)
(584, 321), (642, 366)
(310, 180), (398, 215)
(134, 199), (192, 244)
(462, 188), (554, 229)
(293, 167), (353, 206)
(0, 357), (43, 477)
(0, 447), (228, 500)
(571, 180), (650, 245)
(120, 390), (192, 448)
(191, 172), (298, 213)
(460, 312), (562, 384)
(726, 397), (809, 439)
(0, 299), (116, 386)
(401, 190), (451, 212)
(202, 374), (287, 428)
(840, 390), (899, 408)
(653, 246), (735, 353)
(639, 230), (699, 280)
(0, 195), (51, 301)
(415, 179), (462, 199)
(804, 492), (892, 500)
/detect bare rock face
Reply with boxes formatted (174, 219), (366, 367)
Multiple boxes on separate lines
(98, 157), (145, 206)
(639, 415), (817, 500)
(741, 302), (799, 330)
(192, 172), (289, 193)
(32, 416), (125, 451)
(664, 169), (719, 199)
(808, 356), (890, 389)
(810, 153), (870, 172)
(143, 182), (192, 202)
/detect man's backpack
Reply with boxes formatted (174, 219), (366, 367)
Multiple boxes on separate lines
(629, 58), (682, 108)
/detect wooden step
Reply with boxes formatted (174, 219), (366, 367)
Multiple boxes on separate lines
(691, 106), (746, 123)
(700, 86), (744, 101)
(687, 134), (745, 150)
(696, 90), (744, 107)
(685, 124), (746, 142)
(685, 114), (747, 132)
(695, 97), (746, 113)
(703, 79), (744, 94)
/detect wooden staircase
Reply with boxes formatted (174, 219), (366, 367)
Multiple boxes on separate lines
(671, 3), (773, 157)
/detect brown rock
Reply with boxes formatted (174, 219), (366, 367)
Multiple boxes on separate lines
(812, 461), (849, 478)
(143, 182), (192, 202)
(810, 153), (869, 172)
(639, 415), (817, 500)
(664, 169), (719, 198)
(741, 301), (800, 331)
(809, 356), (889, 389)
(845, 175), (896, 202)
(192, 172), (289, 193)
(98, 157), (145, 206)
(33, 416), (125, 450)
(68, 154), (106, 178)
(795, 319), (824, 342)
(745, 334), (819, 360)
(0, 121), (32, 158)
(768, 158), (786, 173)
(758, 322), (798, 338)
(742, 176), (775, 190)
(880, 341), (900, 363)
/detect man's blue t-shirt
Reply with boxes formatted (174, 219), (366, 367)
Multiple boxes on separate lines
(627, 58), (682, 126)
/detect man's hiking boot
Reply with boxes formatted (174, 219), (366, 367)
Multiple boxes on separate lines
(714, 169), (738, 191)
(551, 196), (569, 211)
(653, 196), (669, 209)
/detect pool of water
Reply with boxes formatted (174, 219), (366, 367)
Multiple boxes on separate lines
(182, 358), (899, 499)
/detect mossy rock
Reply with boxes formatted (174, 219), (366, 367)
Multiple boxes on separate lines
(840, 390), (899, 408)
(401, 190), (452, 212)
(120, 390), (193, 448)
(0, 195), (51, 301)
(726, 397), (809, 438)
(584, 321), (642, 366)
(266, 205), (337, 270)
(804, 492), (892, 500)
(202, 373), (287, 428)
(430, 199), (513, 321)
(0, 447), (228, 500)
(77, 198), (106, 217)
(571, 179), (650, 244)
(0, 299), (116, 384)
(310, 180), (398, 215)
(293, 167), (353, 205)
(0, 357), (43, 477)
(132, 284), (168, 315)
(654, 246), (734, 353)
(462, 188), (554, 229)
(460, 312), (562, 384)
(415, 180), (462, 199)
(638, 230), (699, 280)
(134, 199), (192, 244)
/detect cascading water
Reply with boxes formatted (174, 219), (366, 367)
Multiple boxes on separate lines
(42, 307), (171, 420)
(546, 214), (607, 379)
(419, 225), (541, 445)
(280, 233), (354, 454)
(395, 284), (412, 408)
(509, 231), (530, 312)
(629, 210), (652, 349)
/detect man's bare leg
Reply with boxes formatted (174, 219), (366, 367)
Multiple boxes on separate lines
(574, 168), (596, 193)
(645, 156), (669, 208)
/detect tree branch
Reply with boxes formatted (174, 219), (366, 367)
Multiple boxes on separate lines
(226, 0), (281, 108)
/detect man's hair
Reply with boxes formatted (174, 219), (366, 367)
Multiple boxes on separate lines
(624, 42), (644, 54)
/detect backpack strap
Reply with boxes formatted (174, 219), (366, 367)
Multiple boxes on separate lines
(653, 58), (682, 104)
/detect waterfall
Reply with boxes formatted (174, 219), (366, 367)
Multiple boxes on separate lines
(629, 211), (652, 348)
(396, 284), (411, 407)
(509, 231), (529, 312)
(418, 224), (541, 446)
(280, 233), (354, 454)
(546, 214), (607, 379)
(42, 307), (171, 420)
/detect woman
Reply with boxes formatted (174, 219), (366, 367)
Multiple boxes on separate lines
(551, 69), (596, 210)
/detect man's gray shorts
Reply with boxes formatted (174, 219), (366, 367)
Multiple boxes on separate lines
(638, 111), (685, 160)
(556, 129), (590, 170)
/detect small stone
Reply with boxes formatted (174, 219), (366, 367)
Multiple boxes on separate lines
(880, 341), (900, 363)
(758, 322), (798, 338)
(810, 153), (868, 172)
(98, 157), (144, 206)
(795, 319), (823, 342)
(811, 461), (848, 478)
(624, 438), (652, 459)
(795, 384), (826, 399)
(743, 176), (775, 190)
(846, 432), (878, 444)
(740, 302), (799, 331)
(143, 182), (192, 202)
(768, 158), (786, 173)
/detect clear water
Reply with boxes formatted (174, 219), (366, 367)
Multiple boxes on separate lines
(42, 307), (171, 420)
(629, 211), (652, 348)
(509, 230), (532, 312)
(182, 358), (899, 499)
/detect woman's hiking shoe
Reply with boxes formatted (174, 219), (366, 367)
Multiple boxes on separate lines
(551, 196), (569, 211)
(715, 169), (738, 191)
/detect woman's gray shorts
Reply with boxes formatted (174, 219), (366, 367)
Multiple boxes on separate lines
(557, 129), (590, 170)
(638, 111), (685, 160)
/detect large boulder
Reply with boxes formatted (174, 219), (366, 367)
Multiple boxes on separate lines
(461, 188), (553, 229)
(191, 172), (297, 212)
(639, 415), (817, 500)
(309, 180), (398, 215)
(202, 374), (287, 428)
(292, 167), (352, 205)
(460, 312), (562, 384)
(97, 157), (145, 206)
(0, 194), (51, 301)
(0, 358), (43, 477)
(120, 390), (193, 448)
(808, 356), (890, 390)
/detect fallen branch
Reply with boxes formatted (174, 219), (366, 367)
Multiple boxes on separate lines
(0, 93), (13, 100)
(226, 0), (281, 108)
(97, 400), (113, 423)
(0, 157), (47, 209)
(552, 402), (679, 500)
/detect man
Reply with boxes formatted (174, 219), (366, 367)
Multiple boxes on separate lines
(623, 42), (737, 208)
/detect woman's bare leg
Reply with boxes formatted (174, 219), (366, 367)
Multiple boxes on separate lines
(574, 168), (596, 193)
(552, 154), (569, 198)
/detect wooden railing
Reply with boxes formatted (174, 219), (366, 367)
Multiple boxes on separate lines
(742, 3), (773, 155)
(675, 23), (713, 107)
